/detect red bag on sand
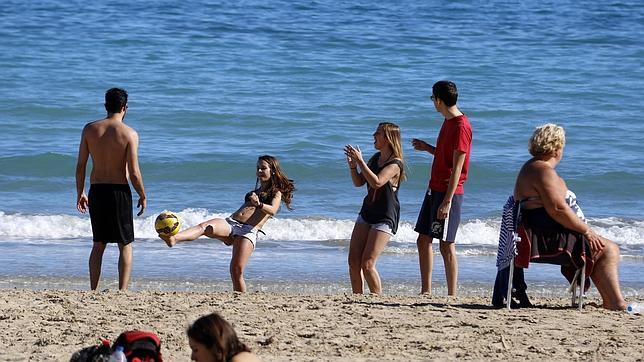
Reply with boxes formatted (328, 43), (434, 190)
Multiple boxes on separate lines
(112, 330), (163, 362)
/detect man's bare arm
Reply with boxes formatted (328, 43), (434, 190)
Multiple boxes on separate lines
(411, 138), (436, 155)
(75, 126), (90, 213)
(126, 129), (146, 216)
(437, 150), (467, 220)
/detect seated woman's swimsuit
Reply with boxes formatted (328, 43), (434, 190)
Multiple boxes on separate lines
(521, 206), (594, 281)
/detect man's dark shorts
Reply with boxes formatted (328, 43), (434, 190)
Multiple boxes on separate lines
(414, 190), (463, 242)
(88, 183), (134, 244)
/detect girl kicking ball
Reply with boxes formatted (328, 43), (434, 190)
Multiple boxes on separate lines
(159, 155), (295, 292)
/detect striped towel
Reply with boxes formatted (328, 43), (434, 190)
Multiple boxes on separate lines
(496, 196), (521, 270)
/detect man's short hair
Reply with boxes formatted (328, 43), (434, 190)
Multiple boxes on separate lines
(105, 88), (128, 114)
(432, 80), (458, 107)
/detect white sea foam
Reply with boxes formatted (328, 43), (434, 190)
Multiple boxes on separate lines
(1, 209), (642, 247)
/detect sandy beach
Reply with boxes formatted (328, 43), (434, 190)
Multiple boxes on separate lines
(0, 289), (642, 361)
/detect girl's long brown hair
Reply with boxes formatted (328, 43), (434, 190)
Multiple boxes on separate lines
(256, 155), (296, 210)
(187, 313), (250, 362)
(379, 122), (406, 181)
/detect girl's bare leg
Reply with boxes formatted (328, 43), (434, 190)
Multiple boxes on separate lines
(348, 223), (370, 294)
(361, 229), (390, 295)
(230, 237), (254, 292)
(160, 218), (231, 247)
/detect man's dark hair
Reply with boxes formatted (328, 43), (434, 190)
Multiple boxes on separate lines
(432, 80), (458, 107)
(105, 88), (128, 114)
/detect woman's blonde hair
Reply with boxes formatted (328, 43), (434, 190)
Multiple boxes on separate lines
(378, 122), (406, 181)
(529, 123), (565, 157)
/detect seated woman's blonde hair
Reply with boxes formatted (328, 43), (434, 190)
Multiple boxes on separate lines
(529, 123), (566, 157)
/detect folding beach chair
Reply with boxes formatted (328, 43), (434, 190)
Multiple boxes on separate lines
(506, 244), (586, 311)
(493, 195), (587, 311)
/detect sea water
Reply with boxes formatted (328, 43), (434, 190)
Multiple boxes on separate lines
(0, 0), (642, 296)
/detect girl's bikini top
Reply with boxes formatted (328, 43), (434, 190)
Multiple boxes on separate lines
(244, 189), (273, 204)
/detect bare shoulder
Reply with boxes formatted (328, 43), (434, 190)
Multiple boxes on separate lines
(521, 159), (555, 177)
(515, 159), (556, 199)
(82, 118), (105, 132)
(383, 159), (403, 171)
(119, 123), (139, 141)
(535, 161), (559, 180)
(230, 351), (261, 362)
(116, 120), (136, 132)
(521, 160), (564, 196)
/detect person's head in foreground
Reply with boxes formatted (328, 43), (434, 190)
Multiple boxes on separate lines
(528, 123), (566, 160)
(187, 313), (259, 362)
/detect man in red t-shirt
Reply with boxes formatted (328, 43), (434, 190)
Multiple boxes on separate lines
(412, 80), (473, 296)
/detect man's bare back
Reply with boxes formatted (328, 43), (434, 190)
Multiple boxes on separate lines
(76, 112), (145, 215)
(84, 118), (136, 184)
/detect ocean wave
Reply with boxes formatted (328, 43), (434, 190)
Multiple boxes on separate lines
(0, 152), (75, 177)
(1, 209), (642, 247)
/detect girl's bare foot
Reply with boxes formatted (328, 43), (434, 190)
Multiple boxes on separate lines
(159, 234), (176, 247)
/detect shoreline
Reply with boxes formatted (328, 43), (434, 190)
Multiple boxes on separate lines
(1, 270), (643, 298)
(2, 239), (643, 297)
(1, 289), (642, 361)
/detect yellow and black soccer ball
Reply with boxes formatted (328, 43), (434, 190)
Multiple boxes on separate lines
(155, 211), (181, 236)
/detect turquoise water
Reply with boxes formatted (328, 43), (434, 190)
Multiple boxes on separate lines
(0, 0), (642, 294)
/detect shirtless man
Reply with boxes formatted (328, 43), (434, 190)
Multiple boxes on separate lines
(75, 88), (146, 291)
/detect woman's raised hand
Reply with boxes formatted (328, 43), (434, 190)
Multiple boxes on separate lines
(344, 145), (357, 168)
(344, 144), (363, 164)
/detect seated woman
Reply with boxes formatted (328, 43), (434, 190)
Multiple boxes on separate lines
(187, 313), (260, 362)
(160, 155), (295, 292)
(513, 123), (626, 310)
